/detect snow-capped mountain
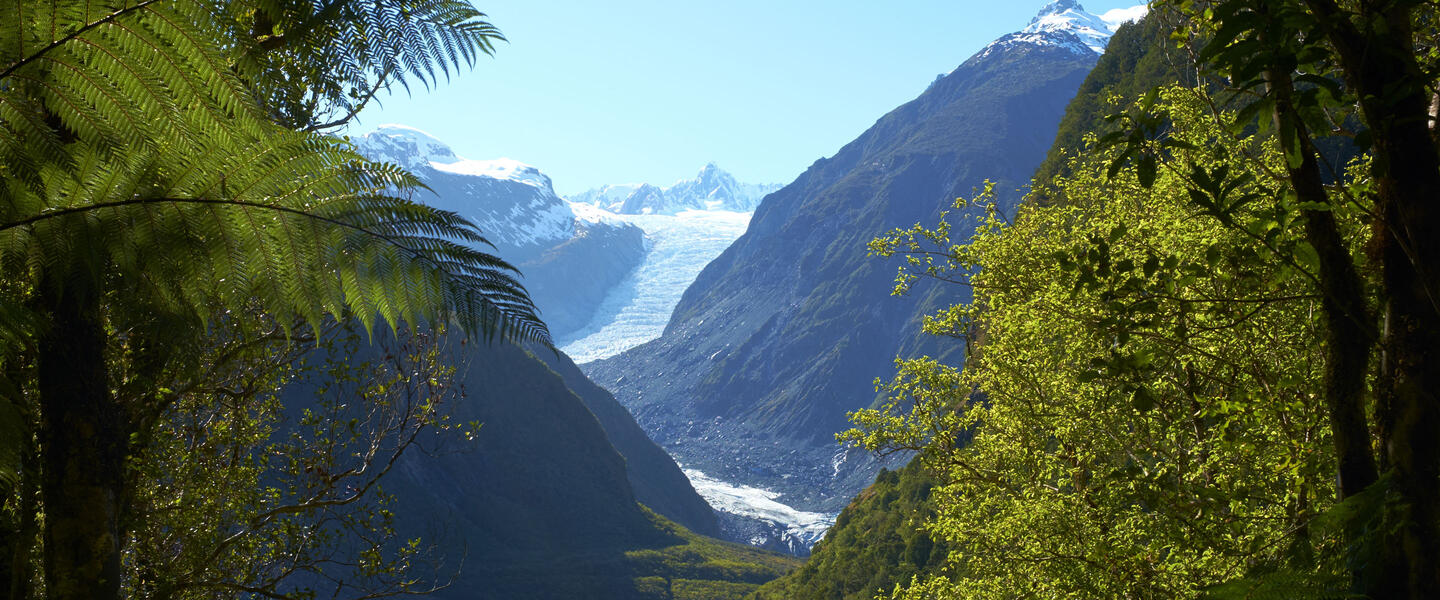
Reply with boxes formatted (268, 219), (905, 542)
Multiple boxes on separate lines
(976, 0), (1147, 59)
(355, 126), (576, 250)
(570, 163), (781, 215)
(353, 125), (646, 341)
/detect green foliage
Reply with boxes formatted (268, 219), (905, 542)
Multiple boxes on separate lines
(751, 462), (949, 600)
(0, 0), (544, 344)
(125, 322), (467, 598)
(672, 579), (767, 600)
(627, 507), (801, 591)
(851, 87), (1369, 599)
(233, 0), (504, 129)
(0, 1), (542, 598)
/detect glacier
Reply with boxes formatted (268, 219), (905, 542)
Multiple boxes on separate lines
(681, 467), (835, 551)
(559, 208), (751, 363)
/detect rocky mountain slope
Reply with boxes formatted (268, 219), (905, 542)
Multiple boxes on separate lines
(585, 0), (1139, 546)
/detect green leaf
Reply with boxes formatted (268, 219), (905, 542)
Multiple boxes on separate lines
(1137, 154), (1158, 188)
(1131, 387), (1155, 412)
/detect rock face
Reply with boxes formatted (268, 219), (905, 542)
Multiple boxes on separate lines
(354, 126), (646, 342)
(569, 163), (782, 215)
(585, 1), (1125, 536)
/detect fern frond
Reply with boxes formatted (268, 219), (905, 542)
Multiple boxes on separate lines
(0, 0), (545, 348)
(235, 0), (504, 129)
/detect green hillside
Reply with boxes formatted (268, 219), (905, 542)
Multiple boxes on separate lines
(473, 507), (801, 600)
(749, 463), (947, 600)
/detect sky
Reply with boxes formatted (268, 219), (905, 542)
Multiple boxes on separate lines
(354, 1), (1147, 196)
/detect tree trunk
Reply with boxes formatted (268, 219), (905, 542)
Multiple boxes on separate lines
(36, 285), (127, 600)
(4, 443), (37, 600)
(1314, 2), (1440, 596)
(1264, 64), (1379, 501)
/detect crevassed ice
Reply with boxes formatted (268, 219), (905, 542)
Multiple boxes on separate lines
(682, 467), (836, 546)
(559, 208), (751, 363)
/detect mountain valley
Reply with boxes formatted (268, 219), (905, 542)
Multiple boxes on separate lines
(352, 0), (1147, 566)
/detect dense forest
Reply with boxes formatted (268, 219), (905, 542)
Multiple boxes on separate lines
(3, 0), (1440, 599)
(822, 1), (1440, 599)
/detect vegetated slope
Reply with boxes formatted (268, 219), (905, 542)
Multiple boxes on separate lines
(749, 462), (948, 600)
(385, 340), (788, 599)
(1030, 13), (1195, 189)
(746, 11), (1196, 599)
(585, 9), (1101, 518)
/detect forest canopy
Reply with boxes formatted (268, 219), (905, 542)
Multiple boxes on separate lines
(851, 1), (1440, 598)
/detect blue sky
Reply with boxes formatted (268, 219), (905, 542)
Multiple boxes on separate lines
(354, 1), (1145, 195)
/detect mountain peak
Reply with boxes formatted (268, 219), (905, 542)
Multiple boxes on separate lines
(973, 1), (1146, 60)
(355, 124), (458, 170)
(1032, 0), (1085, 20)
(569, 166), (780, 215)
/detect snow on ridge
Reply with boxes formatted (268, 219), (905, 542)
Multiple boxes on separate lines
(1026, 16), (1111, 53)
(355, 126), (555, 192)
(355, 124), (458, 170)
(568, 200), (622, 224)
(976, 30), (1095, 60)
(431, 157), (554, 191)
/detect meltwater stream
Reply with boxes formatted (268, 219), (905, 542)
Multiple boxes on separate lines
(559, 208), (750, 363)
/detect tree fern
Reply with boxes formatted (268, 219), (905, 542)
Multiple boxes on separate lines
(231, 0), (506, 129)
(1, 2), (537, 598)
(0, 0), (543, 344)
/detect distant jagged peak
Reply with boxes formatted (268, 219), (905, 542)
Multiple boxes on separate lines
(619, 183), (667, 215)
(675, 162), (737, 192)
(570, 164), (781, 215)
